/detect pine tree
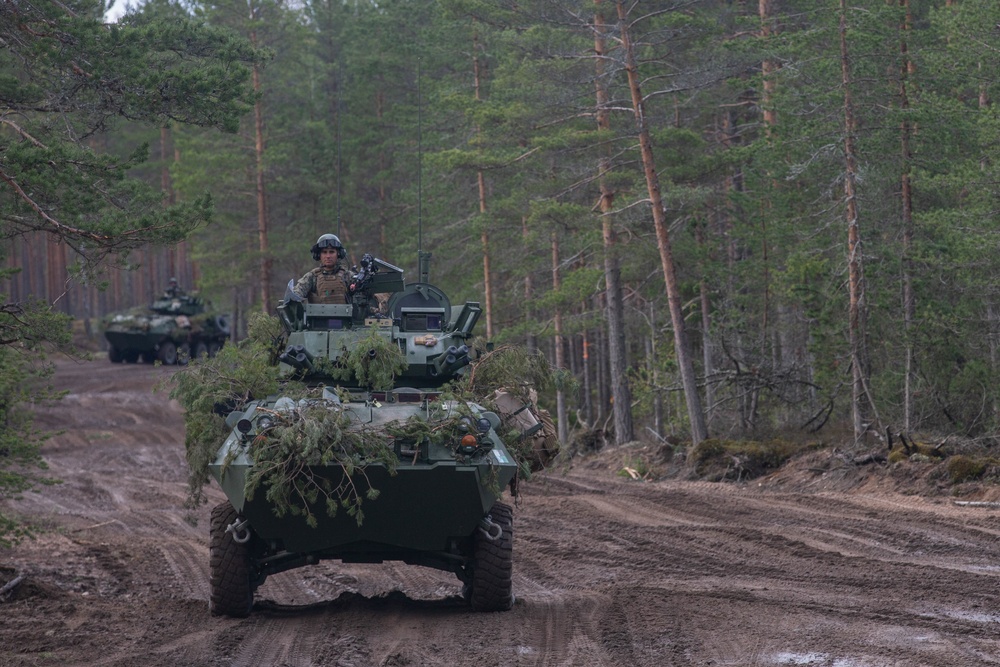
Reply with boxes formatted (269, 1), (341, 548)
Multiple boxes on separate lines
(0, 0), (261, 539)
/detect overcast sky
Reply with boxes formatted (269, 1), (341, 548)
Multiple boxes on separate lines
(105, 0), (128, 22)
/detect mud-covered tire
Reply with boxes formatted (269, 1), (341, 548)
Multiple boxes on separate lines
(158, 341), (177, 365)
(209, 502), (254, 618)
(108, 345), (123, 363)
(176, 343), (191, 366)
(469, 502), (514, 612)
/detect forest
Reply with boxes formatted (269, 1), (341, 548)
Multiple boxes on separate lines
(4, 0), (1000, 460)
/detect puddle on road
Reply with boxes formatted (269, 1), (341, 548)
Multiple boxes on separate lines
(765, 651), (875, 666)
(935, 609), (1000, 624)
(769, 652), (828, 665)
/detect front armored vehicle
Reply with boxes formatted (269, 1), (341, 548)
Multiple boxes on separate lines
(204, 255), (541, 617)
(104, 293), (230, 365)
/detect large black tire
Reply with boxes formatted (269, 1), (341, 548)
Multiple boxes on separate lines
(158, 341), (177, 365)
(209, 502), (254, 618)
(192, 341), (209, 361)
(108, 345), (123, 363)
(176, 343), (191, 366)
(469, 502), (514, 612)
(207, 342), (222, 358)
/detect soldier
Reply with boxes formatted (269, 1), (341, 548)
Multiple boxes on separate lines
(293, 233), (350, 304)
(164, 277), (185, 299)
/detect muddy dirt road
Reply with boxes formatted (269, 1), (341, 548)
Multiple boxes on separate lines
(3, 357), (1000, 666)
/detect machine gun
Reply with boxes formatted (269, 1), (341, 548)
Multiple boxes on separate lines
(349, 255), (404, 321)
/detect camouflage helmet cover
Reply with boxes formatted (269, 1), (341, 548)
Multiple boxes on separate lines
(311, 233), (346, 261)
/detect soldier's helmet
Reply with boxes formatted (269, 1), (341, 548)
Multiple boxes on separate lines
(311, 234), (346, 261)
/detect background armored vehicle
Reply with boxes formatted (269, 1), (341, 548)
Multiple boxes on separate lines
(207, 255), (527, 617)
(104, 294), (230, 365)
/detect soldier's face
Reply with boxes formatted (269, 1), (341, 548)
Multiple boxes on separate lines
(320, 248), (339, 269)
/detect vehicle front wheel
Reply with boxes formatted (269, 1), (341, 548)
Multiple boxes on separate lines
(209, 502), (254, 617)
(468, 502), (514, 612)
(158, 341), (177, 365)
(108, 345), (123, 363)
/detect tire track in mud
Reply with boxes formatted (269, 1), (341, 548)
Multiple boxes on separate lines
(224, 609), (331, 667)
(520, 477), (1000, 664)
(544, 481), (1000, 580)
(526, 594), (614, 667)
(152, 538), (211, 600)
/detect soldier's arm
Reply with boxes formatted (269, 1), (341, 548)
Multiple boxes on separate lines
(292, 271), (314, 299)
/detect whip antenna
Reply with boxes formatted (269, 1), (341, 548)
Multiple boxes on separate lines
(336, 59), (343, 237)
(417, 56), (431, 284)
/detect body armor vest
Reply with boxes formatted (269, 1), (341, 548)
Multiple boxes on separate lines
(309, 267), (349, 304)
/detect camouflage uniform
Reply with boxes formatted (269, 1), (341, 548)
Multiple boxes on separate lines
(293, 265), (350, 304)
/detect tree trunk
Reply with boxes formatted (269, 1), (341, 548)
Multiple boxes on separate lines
(594, 0), (634, 445)
(617, 1), (707, 444)
(581, 325), (592, 428)
(523, 216), (536, 353)
(648, 302), (664, 439)
(759, 0), (778, 130)
(46, 233), (65, 310)
(251, 30), (270, 312)
(840, 1), (869, 442)
(696, 226), (713, 428)
(552, 230), (569, 444)
(594, 312), (608, 427)
(899, 0), (916, 433)
(473, 30), (495, 341)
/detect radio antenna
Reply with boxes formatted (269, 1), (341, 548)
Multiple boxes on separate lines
(336, 59), (343, 237)
(417, 56), (431, 284)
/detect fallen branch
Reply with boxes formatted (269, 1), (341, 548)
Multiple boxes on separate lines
(953, 501), (1000, 508)
(0, 575), (25, 599)
(852, 452), (887, 466)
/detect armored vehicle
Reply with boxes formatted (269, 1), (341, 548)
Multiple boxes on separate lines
(207, 255), (523, 616)
(104, 294), (230, 365)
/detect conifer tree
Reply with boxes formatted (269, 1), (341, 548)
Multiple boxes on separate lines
(0, 0), (261, 538)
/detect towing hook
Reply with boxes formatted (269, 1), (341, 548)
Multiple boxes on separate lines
(226, 518), (251, 544)
(478, 516), (503, 542)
